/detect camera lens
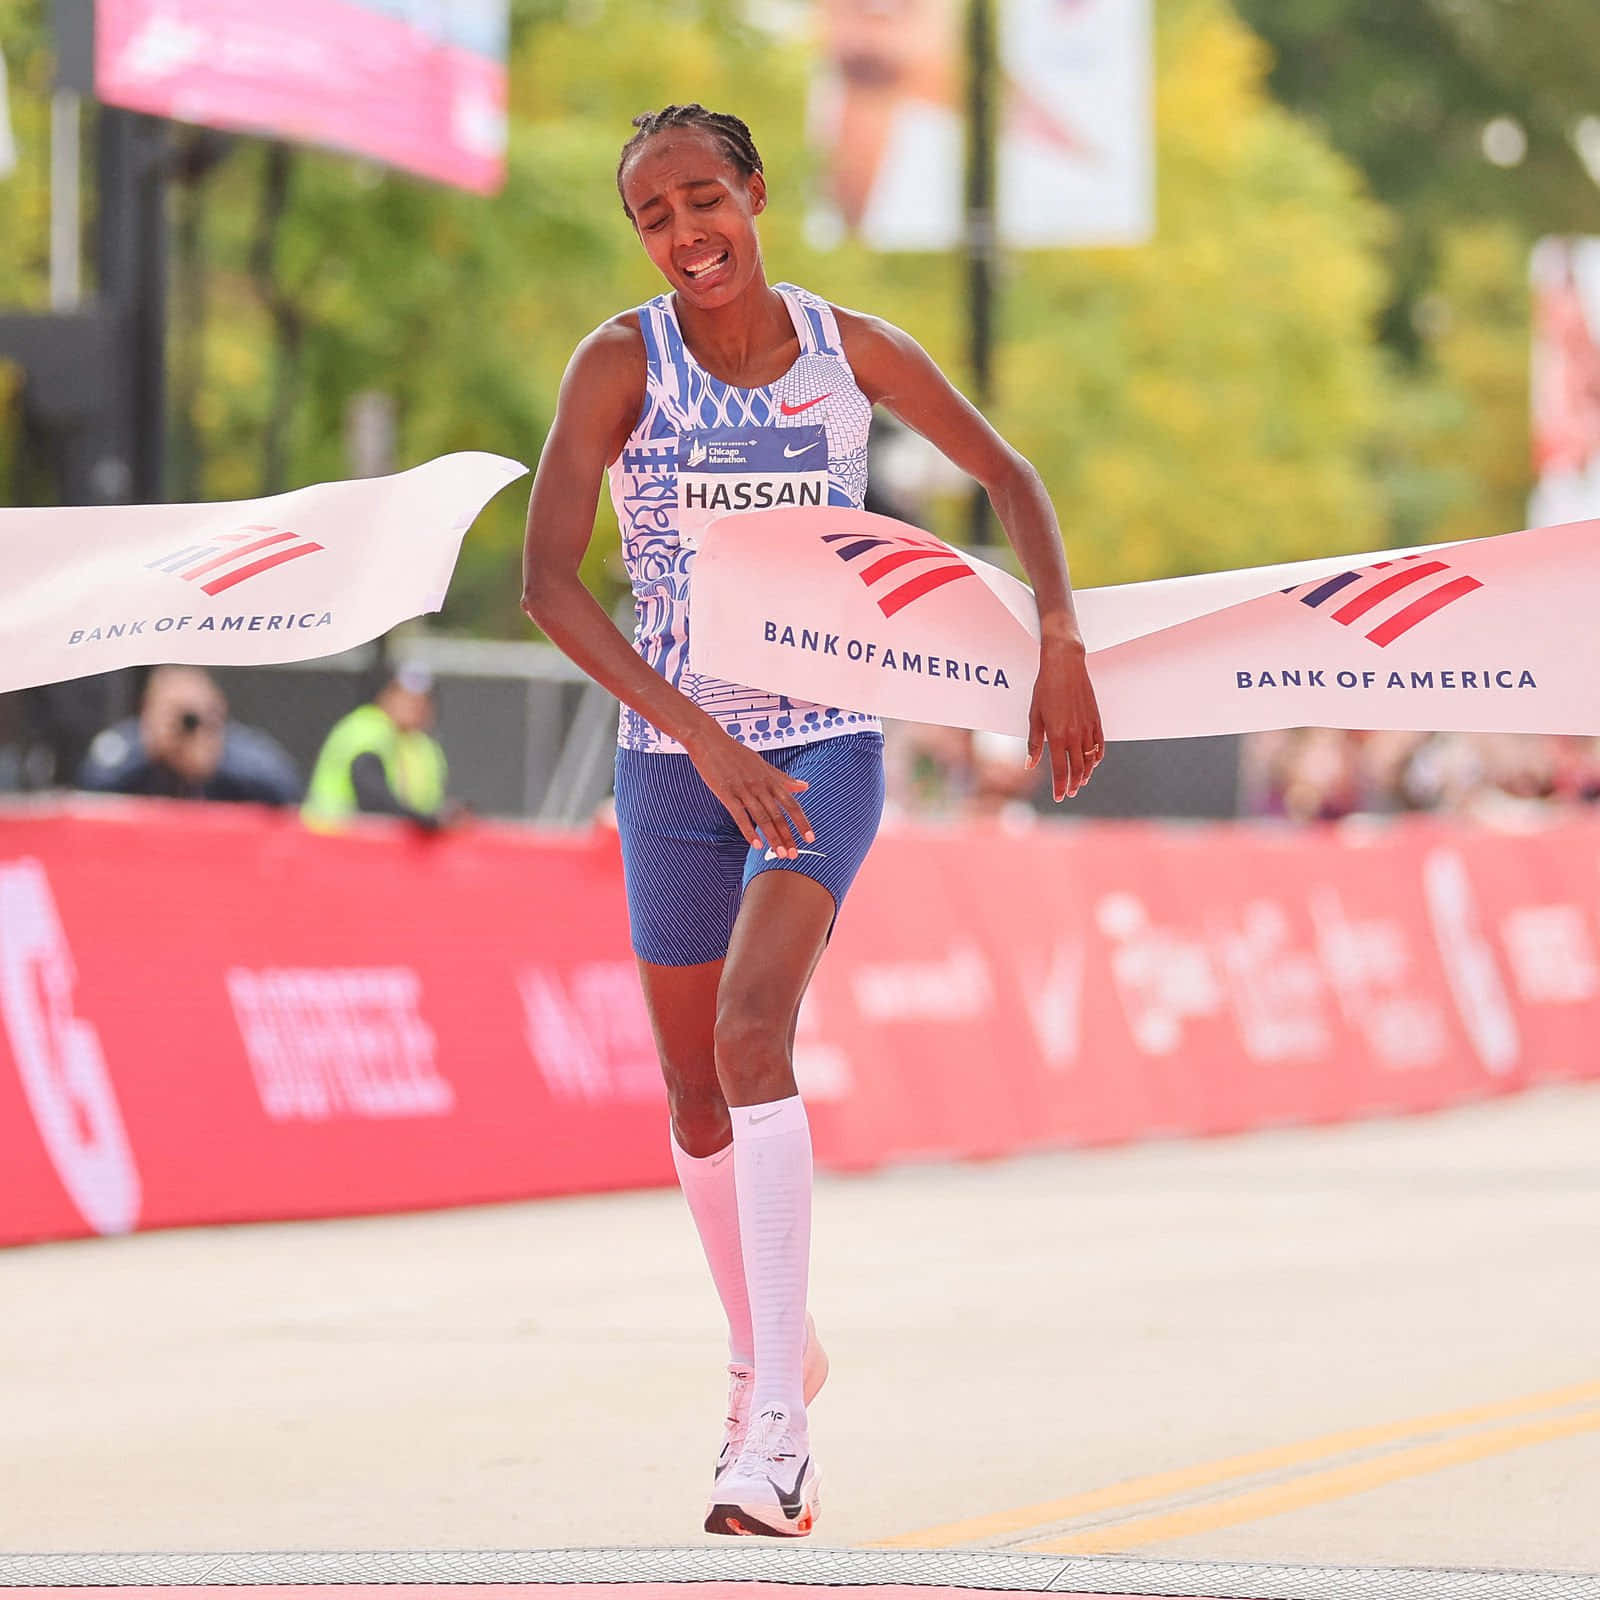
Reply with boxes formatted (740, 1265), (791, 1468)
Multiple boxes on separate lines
(179, 710), (202, 734)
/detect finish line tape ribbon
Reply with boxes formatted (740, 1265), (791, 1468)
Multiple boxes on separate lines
(689, 507), (1600, 740)
(0, 452), (528, 694)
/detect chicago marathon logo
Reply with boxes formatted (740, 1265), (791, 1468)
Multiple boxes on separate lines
(147, 523), (324, 596)
(1284, 553), (1482, 647)
(823, 527), (977, 618)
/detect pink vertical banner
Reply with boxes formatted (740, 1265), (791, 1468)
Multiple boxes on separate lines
(94, 0), (508, 195)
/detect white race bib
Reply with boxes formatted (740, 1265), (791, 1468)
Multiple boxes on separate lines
(677, 426), (828, 551)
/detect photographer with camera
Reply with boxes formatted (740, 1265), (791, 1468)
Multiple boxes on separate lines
(76, 665), (302, 807)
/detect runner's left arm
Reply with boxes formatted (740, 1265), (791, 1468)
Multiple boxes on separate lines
(836, 308), (1104, 801)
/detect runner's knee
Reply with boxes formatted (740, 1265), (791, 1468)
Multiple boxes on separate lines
(713, 990), (794, 1095)
(665, 1079), (729, 1154)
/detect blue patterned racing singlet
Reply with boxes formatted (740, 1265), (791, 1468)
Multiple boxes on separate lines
(606, 282), (882, 754)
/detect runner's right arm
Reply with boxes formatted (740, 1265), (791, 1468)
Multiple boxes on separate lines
(520, 320), (814, 856)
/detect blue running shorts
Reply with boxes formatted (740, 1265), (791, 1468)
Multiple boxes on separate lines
(614, 730), (885, 967)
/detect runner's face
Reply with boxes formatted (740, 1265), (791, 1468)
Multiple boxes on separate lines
(621, 130), (766, 309)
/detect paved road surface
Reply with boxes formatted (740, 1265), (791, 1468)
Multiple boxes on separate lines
(3, 1085), (1596, 1570)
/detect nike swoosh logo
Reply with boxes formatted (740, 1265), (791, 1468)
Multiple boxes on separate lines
(764, 847), (827, 860)
(779, 395), (830, 415)
(767, 1456), (810, 1518)
(782, 440), (821, 457)
(749, 1108), (785, 1124)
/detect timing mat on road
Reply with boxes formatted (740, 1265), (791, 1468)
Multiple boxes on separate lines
(2, 1549), (1598, 1600)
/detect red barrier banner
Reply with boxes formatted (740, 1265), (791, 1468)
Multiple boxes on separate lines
(2, 801), (1597, 1247)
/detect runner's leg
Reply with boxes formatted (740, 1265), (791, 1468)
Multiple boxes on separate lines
(639, 957), (752, 1366)
(716, 871), (833, 1423)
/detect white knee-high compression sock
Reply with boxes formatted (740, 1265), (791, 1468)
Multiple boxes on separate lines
(730, 1095), (813, 1424)
(671, 1131), (755, 1368)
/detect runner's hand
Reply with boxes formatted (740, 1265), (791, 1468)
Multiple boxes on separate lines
(1026, 638), (1104, 802)
(684, 727), (815, 858)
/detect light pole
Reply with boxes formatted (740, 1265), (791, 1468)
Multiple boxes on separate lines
(964, 0), (997, 545)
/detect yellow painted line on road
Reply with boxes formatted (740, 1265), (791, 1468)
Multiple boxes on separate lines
(874, 1378), (1600, 1549)
(1025, 1405), (1600, 1554)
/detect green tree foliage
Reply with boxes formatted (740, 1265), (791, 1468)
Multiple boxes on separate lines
(1232, 0), (1596, 539)
(1233, 0), (1600, 353)
(997, 0), (1390, 583)
(0, 0), (51, 312)
(1377, 220), (1534, 547)
(2, 0), (1402, 629)
(0, 1), (76, 503)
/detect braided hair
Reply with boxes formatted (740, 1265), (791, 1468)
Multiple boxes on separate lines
(616, 104), (764, 218)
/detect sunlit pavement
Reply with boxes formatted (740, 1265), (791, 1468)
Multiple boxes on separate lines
(2, 1084), (1597, 1571)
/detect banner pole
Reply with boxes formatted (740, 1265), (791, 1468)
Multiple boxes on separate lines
(964, 0), (997, 547)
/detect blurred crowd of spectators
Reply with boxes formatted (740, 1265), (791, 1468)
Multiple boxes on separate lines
(881, 721), (1600, 826)
(1240, 728), (1600, 824)
(16, 665), (1600, 829)
(882, 722), (1043, 823)
(69, 661), (458, 831)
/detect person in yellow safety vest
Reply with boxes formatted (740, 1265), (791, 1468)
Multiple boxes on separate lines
(302, 661), (452, 831)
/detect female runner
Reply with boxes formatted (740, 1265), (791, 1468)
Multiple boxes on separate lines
(520, 103), (1103, 1538)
